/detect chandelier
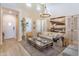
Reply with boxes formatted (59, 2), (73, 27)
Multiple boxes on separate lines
(40, 4), (51, 18)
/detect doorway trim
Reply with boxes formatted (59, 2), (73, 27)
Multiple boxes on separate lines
(1, 7), (19, 44)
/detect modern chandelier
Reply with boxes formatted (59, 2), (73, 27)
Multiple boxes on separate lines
(40, 4), (51, 18)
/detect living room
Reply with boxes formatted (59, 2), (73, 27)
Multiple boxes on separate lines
(0, 3), (79, 56)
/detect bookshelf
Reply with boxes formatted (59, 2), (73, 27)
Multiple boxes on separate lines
(49, 16), (65, 33)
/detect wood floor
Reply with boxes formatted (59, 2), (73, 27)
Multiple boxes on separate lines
(0, 38), (78, 56)
(0, 39), (30, 56)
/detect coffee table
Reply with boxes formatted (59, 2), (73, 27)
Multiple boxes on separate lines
(27, 37), (53, 51)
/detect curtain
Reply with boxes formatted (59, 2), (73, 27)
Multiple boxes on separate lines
(36, 19), (47, 32)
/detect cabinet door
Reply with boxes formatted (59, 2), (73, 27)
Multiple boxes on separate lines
(72, 15), (79, 41)
(77, 15), (79, 41)
(65, 16), (73, 40)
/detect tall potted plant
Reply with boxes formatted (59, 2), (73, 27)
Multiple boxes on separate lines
(21, 17), (26, 40)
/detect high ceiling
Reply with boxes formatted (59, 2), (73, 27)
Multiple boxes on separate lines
(1, 3), (79, 19)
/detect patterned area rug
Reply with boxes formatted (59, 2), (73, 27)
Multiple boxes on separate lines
(20, 39), (66, 56)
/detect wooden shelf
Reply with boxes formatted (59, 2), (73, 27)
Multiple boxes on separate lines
(50, 16), (65, 20)
(50, 29), (65, 33)
(51, 28), (65, 30)
(50, 21), (65, 25)
(49, 16), (65, 33)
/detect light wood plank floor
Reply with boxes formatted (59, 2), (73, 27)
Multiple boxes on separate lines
(0, 39), (30, 56)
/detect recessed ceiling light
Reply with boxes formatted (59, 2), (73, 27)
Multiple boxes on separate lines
(26, 3), (32, 7)
(36, 5), (41, 11)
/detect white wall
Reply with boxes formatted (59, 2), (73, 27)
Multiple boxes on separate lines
(0, 7), (2, 44)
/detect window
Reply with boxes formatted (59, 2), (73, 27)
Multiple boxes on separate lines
(36, 19), (47, 32)
(26, 17), (32, 32)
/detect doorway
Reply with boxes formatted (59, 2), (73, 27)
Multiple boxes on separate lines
(3, 14), (16, 39)
(2, 7), (19, 43)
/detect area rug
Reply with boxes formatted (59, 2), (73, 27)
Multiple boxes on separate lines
(20, 40), (65, 56)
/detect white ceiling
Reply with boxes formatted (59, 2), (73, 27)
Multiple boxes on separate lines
(1, 3), (79, 18)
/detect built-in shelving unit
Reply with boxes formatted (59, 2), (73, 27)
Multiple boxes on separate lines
(49, 16), (65, 33)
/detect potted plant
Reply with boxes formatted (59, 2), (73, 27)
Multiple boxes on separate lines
(21, 17), (26, 40)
